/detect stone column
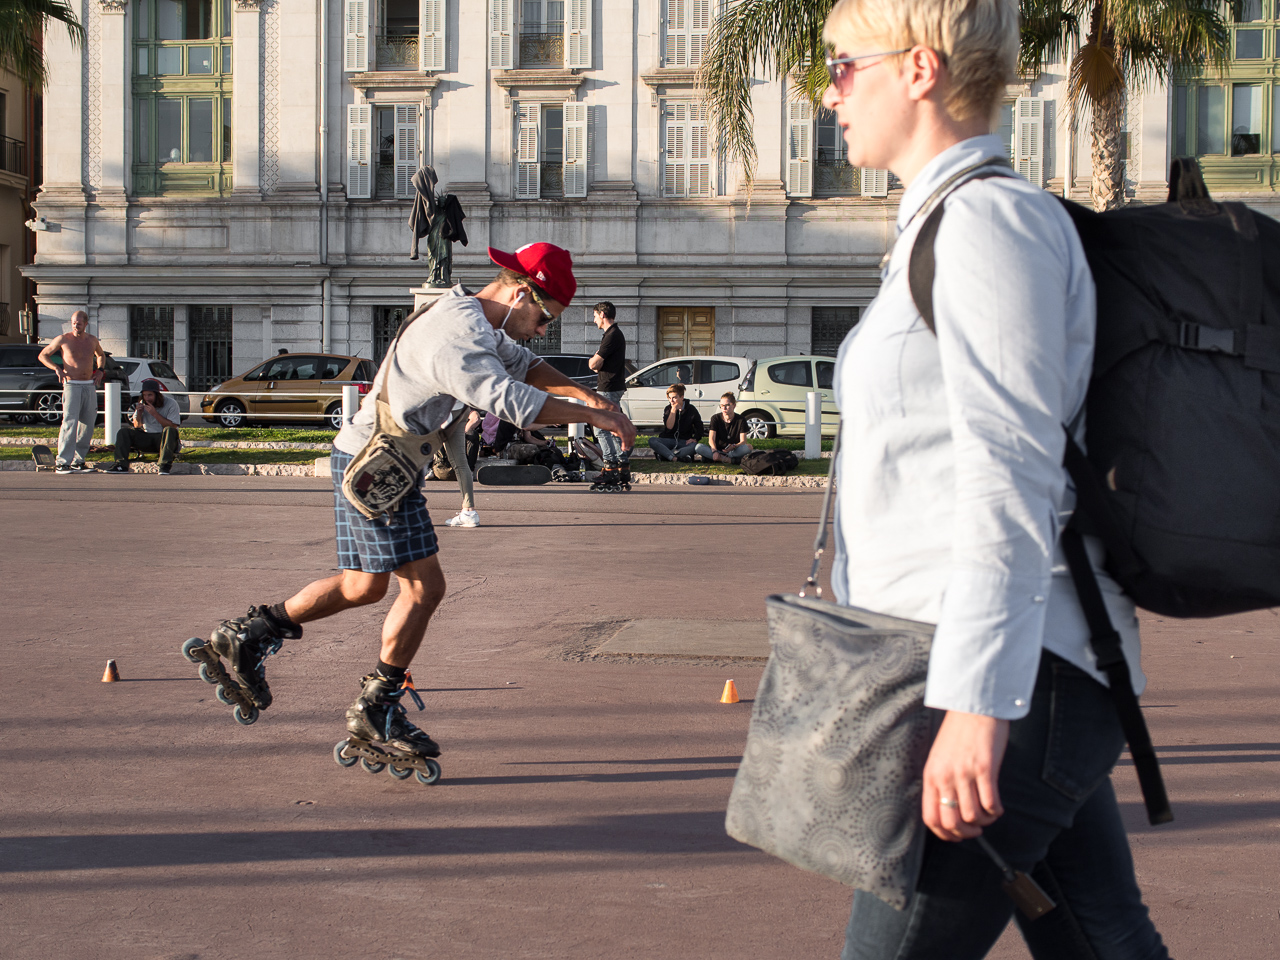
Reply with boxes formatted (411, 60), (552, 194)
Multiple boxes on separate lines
(96, 0), (130, 263)
(172, 305), (189, 381)
(34, 0), (88, 264)
(233, 0), (263, 194)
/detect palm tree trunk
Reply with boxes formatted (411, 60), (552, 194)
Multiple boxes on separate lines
(1089, 83), (1126, 211)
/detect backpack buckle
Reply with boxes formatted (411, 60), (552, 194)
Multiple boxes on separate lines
(1179, 322), (1238, 354)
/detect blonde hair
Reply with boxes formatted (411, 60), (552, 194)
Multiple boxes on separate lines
(823, 0), (1017, 122)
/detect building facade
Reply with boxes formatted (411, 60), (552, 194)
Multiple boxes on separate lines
(0, 60), (39, 344)
(23, 0), (1278, 387)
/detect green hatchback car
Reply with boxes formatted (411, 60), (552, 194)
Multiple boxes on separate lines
(734, 355), (839, 438)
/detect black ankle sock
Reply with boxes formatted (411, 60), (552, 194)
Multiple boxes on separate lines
(377, 661), (407, 681)
(268, 603), (298, 629)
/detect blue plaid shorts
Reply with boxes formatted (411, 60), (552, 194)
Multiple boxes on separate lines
(331, 448), (438, 573)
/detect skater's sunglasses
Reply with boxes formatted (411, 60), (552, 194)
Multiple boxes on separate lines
(525, 284), (558, 323)
(824, 48), (911, 94)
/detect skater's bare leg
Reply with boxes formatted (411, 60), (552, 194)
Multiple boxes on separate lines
(379, 555), (447, 668)
(283, 569), (390, 624)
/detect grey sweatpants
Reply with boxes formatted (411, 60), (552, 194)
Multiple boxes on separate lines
(441, 415), (474, 512)
(57, 381), (97, 466)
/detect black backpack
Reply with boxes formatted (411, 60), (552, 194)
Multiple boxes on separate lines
(909, 159), (1280, 826)
(740, 449), (799, 476)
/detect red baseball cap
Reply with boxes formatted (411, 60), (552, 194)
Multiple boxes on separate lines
(488, 242), (576, 307)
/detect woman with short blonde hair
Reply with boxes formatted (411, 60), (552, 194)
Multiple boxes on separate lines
(819, 0), (1169, 956)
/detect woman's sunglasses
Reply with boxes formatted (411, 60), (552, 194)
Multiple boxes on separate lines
(824, 48), (911, 94)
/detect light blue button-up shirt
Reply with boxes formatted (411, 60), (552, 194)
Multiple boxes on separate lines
(832, 135), (1144, 720)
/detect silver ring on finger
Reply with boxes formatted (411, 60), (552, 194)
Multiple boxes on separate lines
(939, 797), (959, 808)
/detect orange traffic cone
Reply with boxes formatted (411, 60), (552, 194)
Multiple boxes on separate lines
(720, 679), (740, 704)
(101, 659), (120, 682)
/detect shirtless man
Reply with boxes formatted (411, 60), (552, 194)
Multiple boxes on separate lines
(39, 311), (105, 474)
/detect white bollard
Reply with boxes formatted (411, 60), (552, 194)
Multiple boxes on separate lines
(341, 383), (359, 425)
(104, 381), (121, 447)
(804, 391), (821, 460)
(568, 396), (586, 439)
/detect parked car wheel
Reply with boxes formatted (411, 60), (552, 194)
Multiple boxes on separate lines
(215, 399), (247, 428)
(12, 411), (36, 425)
(34, 392), (63, 425)
(741, 409), (776, 440)
(325, 401), (344, 430)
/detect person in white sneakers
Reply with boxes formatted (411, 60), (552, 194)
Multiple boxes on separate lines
(442, 409), (481, 528)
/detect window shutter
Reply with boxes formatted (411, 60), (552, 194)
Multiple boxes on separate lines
(664, 0), (687, 67)
(786, 99), (813, 198)
(489, 0), (513, 69)
(689, 102), (711, 197)
(563, 101), (588, 197)
(516, 103), (540, 199)
(394, 104), (419, 199)
(347, 104), (372, 198)
(420, 0), (445, 71)
(663, 101), (687, 196)
(860, 168), (888, 197)
(565, 0), (591, 69)
(343, 0), (368, 72)
(1015, 96), (1044, 186)
(689, 0), (710, 66)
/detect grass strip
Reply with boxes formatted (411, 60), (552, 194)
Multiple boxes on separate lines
(0, 447), (327, 466)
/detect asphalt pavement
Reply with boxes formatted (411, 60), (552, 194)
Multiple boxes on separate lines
(0, 474), (1275, 959)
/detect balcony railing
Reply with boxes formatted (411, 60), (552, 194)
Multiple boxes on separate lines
(815, 159), (855, 195)
(519, 31), (564, 68)
(376, 32), (419, 70)
(0, 136), (27, 176)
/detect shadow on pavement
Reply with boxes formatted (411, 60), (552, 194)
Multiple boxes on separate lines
(0, 811), (749, 872)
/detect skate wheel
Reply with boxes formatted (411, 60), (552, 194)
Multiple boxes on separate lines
(388, 764), (414, 780)
(215, 685), (234, 705)
(333, 739), (358, 768)
(360, 757), (386, 774)
(415, 759), (442, 785)
(233, 704), (259, 725)
(181, 637), (205, 663)
(198, 663), (219, 685)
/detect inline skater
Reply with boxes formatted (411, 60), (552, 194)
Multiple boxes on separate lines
(183, 243), (635, 781)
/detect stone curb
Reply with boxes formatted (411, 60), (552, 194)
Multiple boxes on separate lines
(0, 460), (316, 476)
(0, 437), (326, 451)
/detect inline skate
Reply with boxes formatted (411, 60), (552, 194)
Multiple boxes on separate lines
(181, 604), (301, 725)
(589, 462), (631, 492)
(333, 673), (443, 785)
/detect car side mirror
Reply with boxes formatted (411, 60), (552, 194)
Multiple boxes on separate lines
(626, 378), (640, 388)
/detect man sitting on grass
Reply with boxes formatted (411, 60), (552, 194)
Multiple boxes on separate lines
(648, 383), (704, 462)
(105, 378), (181, 474)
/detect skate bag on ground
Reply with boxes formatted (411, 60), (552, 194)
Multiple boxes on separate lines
(740, 450), (799, 476)
(908, 158), (1280, 826)
(342, 301), (444, 521)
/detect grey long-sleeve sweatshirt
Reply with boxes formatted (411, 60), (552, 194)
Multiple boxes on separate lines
(333, 285), (547, 457)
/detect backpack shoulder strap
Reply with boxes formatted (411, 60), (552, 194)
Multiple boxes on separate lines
(906, 163), (1017, 334)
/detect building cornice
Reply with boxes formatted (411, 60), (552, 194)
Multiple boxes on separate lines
(493, 69), (584, 107)
(98, 0), (127, 13)
(349, 72), (441, 102)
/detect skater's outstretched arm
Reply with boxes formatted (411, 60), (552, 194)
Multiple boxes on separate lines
(523, 360), (620, 412)
(535, 396), (636, 453)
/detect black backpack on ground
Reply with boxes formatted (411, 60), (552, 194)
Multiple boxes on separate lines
(908, 158), (1280, 826)
(740, 449), (799, 476)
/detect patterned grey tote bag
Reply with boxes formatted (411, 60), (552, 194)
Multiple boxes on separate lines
(724, 430), (936, 910)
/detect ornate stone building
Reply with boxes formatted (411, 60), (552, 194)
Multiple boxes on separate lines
(30, 0), (1272, 389)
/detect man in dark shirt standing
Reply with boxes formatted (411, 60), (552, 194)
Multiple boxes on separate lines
(588, 301), (629, 480)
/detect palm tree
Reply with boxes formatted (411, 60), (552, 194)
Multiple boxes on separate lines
(699, 0), (1232, 211)
(0, 0), (85, 90)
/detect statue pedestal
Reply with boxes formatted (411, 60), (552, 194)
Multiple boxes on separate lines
(411, 285), (451, 312)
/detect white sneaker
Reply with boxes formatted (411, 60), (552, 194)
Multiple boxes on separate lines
(446, 510), (480, 528)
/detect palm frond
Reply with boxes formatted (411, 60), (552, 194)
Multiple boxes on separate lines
(698, 0), (834, 190)
(0, 0), (85, 88)
(1105, 0), (1231, 86)
(1019, 0), (1080, 76)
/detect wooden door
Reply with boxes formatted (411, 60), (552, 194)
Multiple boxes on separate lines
(658, 307), (715, 359)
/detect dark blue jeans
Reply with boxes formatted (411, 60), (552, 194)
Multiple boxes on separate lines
(841, 653), (1169, 960)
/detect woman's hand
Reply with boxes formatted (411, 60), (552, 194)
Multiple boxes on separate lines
(921, 710), (1009, 841)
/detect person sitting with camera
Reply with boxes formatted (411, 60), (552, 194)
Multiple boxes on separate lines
(105, 378), (182, 474)
(648, 383), (704, 461)
(695, 392), (754, 464)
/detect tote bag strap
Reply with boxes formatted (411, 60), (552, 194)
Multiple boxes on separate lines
(800, 422), (841, 598)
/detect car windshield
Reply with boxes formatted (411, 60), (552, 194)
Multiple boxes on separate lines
(634, 362), (688, 388)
